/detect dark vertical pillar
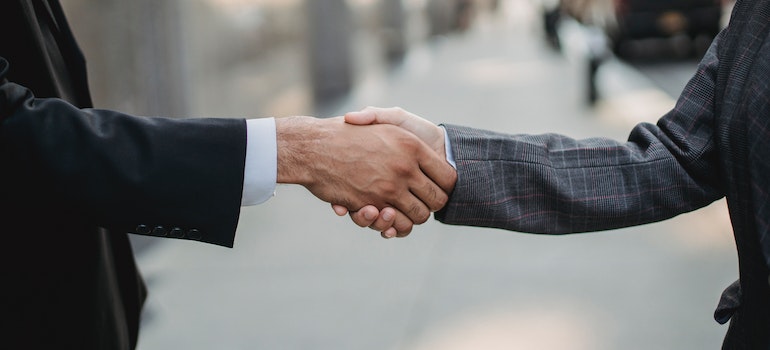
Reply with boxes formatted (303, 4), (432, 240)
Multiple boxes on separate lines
(426, 0), (452, 36)
(61, 0), (187, 117)
(131, 0), (188, 117)
(305, 0), (353, 108)
(380, 0), (407, 62)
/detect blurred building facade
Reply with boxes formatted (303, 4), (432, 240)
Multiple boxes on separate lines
(61, 0), (499, 119)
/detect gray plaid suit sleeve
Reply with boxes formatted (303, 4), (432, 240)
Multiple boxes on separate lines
(436, 34), (725, 234)
(435, 2), (770, 344)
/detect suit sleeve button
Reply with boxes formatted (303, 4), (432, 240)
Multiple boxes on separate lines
(152, 226), (167, 236)
(135, 225), (151, 234)
(169, 227), (185, 238)
(187, 229), (202, 240)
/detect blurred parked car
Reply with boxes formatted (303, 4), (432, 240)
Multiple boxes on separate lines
(556, 0), (725, 55)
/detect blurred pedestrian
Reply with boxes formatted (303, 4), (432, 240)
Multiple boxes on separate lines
(340, 0), (770, 347)
(0, 0), (455, 348)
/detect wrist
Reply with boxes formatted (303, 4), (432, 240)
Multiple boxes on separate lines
(275, 116), (323, 186)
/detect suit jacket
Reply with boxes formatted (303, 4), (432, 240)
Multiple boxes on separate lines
(437, 1), (770, 348)
(0, 1), (247, 348)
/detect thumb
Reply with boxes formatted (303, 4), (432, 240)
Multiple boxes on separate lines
(347, 107), (445, 157)
(344, 110), (377, 125)
(345, 106), (413, 127)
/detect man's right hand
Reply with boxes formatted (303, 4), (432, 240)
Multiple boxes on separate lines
(276, 116), (455, 228)
(332, 107), (455, 238)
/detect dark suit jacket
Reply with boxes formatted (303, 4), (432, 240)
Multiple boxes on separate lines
(437, 1), (770, 348)
(0, 1), (247, 349)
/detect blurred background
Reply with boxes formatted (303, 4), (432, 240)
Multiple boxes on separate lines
(61, 0), (493, 119)
(61, 0), (738, 349)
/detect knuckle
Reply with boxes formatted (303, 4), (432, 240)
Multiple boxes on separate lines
(368, 220), (386, 231)
(380, 182), (399, 198)
(394, 220), (413, 234)
(351, 214), (370, 228)
(411, 205), (430, 224)
(432, 190), (449, 211)
(394, 163), (413, 177)
(406, 139), (421, 153)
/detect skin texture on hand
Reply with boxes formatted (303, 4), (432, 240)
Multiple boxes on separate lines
(276, 116), (456, 226)
(333, 107), (456, 238)
(347, 107), (446, 160)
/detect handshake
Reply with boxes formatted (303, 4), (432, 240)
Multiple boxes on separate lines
(277, 106), (455, 239)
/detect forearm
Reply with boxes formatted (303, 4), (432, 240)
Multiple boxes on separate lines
(437, 34), (725, 234)
(436, 124), (723, 234)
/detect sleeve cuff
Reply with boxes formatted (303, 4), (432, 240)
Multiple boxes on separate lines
(242, 117), (277, 206)
(442, 126), (457, 169)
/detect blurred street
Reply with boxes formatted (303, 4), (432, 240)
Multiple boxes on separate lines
(126, 1), (737, 349)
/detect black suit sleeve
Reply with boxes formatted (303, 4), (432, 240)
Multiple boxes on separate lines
(0, 57), (247, 247)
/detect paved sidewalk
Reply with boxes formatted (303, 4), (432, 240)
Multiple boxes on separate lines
(135, 2), (737, 349)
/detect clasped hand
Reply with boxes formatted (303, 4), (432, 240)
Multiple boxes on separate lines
(329, 107), (453, 238)
(276, 107), (453, 239)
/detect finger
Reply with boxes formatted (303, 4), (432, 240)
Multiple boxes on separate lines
(332, 204), (349, 216)
(417, 143), (458, 194)
(381, 228), (397, 239)
(392, 211), (414, 238)
(352, 107), (447, 159)
(385, 142), (443, 222)
(391, 192), (432, 225)
(362, 106), (409, 127)
(400, 138), (455, 210)
(368, 207), (397, 232)
(379, 209), (414, 239)
(349, 205), (380, 228)
(344, 109), (377, 125)
(345, 106), (410, 127)
(409, 173), (450, 212)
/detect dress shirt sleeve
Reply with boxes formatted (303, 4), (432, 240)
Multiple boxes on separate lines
(442, 126), (457, 169)
(242, 118), (277, 205)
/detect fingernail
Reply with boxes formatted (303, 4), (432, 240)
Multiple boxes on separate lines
(382, 211), (394, 221)
(364, 210), (376, 221)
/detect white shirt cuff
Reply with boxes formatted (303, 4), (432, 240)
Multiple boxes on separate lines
(241, 118), (277, 206)
(442, 126), (456, 169)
